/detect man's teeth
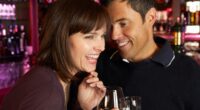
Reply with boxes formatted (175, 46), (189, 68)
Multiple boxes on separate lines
(118, 41), (129, 47)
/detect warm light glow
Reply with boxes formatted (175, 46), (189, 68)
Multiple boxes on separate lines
(186, 1), (200, 13)
(0, 3), (16, 20)
(185, 25), (200, 34)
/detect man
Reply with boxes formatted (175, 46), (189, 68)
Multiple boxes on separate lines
(97, 0), (200, 110)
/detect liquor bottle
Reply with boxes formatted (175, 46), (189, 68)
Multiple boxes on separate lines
(199, 2), (200, 25)
(7, 24), (15, 56)
(165, 17), (173, 34)
(195, 4), (199, 25)
(13, 24), (20, 55)
(185, 5), (191, 25)
(2, 28), (7, 56)
(19, 24), (26, 56)
(0, 24), (3, 57)
(190, 10), (196, 25)
(172, 17), (183, 53)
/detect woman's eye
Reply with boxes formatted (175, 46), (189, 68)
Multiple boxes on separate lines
(84, 35), (94, 39)
(101, 34), (106, 39)
(84, 33), (106, 40)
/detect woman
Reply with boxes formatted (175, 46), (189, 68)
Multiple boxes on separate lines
(1, 0), (110, 110)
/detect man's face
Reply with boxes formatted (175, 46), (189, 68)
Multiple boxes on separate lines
(106, 0), (155, 62)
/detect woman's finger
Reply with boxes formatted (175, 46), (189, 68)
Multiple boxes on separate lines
(96, 81), (106, 90)
(90, 71), (98, 77)
(86, 77), (99, 83)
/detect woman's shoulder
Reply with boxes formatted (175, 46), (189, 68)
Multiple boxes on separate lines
(19, 65), (61, 91)
(1, 65), (65, 110)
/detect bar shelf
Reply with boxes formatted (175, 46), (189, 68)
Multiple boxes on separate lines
(157, 33), (200, 41)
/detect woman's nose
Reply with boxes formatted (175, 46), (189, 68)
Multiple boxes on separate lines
(94, 39), (105, 52)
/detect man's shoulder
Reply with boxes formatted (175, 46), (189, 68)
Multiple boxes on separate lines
(172, 53), (200, 71)
(175, 53), (197, 63)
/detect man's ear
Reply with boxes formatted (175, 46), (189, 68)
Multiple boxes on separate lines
(145, 8), (157, 25)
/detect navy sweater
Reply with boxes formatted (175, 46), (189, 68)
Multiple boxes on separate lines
(97, 37), (200, 110)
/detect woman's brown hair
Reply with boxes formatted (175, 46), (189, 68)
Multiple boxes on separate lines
(36, 0), (111, 82)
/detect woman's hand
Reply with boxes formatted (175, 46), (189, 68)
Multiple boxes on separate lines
(78, 71), (106, 110)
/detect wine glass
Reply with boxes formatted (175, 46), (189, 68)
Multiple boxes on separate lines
(123, 96), (142, 110)
(98, 86), (126, 110)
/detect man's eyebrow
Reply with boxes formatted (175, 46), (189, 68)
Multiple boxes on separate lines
(114, 18), (127, 22)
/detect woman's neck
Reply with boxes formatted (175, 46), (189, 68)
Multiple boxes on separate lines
(58, 76), (71, 107)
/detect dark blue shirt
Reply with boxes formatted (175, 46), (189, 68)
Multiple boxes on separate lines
(97, 37), (200, 110)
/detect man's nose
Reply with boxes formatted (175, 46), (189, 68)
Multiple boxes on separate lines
(111, 26), (122, 40)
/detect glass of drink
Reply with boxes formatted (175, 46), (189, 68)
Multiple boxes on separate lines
(98, 86), (126, 110)
(123, 96), (142, 110)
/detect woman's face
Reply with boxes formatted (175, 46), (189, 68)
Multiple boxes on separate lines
(69, 27), (106, 74)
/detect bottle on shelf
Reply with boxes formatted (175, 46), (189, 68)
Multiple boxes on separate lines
(190, 11), (196, 25)
(172, 17), (185, 53)
(19, 24), (27, 56)
(0, 22), (28, 61)
(185, 5), (191, 25)
(2, 27), (7, 57)
(0, 24), (3, 57)
(13, 24), (20, 55)
(186, 0), (200, 26)
(7, 24), (15, 56)
(195, 3), (199, 25)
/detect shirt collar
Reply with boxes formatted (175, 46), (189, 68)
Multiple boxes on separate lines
(151, 37), (175, 67)
(109, 37), (175, 67)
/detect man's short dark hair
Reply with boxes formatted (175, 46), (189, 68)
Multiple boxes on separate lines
(100, 0), (155, 21)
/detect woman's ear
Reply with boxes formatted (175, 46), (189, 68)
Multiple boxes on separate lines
(145, 8), (157, 26)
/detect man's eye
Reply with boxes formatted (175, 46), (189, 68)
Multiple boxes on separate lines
(119, 22), (127, 27)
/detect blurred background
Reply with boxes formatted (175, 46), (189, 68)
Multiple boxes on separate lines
(0, 0), (199, 106)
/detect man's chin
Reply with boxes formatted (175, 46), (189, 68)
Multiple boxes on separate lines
(119, 51), (128, 58)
